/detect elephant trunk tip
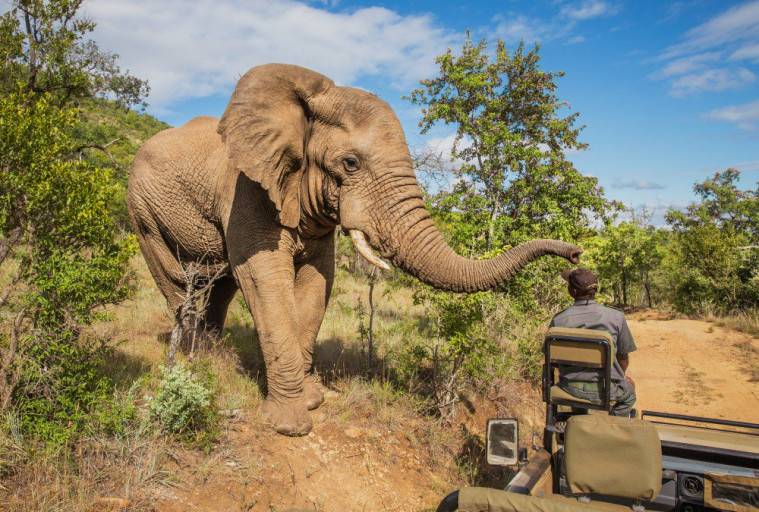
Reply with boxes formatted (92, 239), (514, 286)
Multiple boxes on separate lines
(569, 246), (583, 264)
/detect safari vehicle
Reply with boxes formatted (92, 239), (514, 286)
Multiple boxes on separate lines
(436, 327), (759, 512)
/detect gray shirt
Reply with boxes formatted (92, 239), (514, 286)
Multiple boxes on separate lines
(549, 299), (636, 382)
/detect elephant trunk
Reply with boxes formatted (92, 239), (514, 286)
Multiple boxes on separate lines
(361, 174), (582, 293)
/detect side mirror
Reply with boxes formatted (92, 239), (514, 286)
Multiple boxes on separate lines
(486, 418), (519, 466)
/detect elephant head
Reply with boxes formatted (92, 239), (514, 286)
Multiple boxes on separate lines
(218, 64), (581, 291)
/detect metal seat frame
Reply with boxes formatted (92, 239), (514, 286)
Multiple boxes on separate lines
(542, 328), (615, 437)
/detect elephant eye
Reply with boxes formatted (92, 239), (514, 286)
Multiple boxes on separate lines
(343, 157), (359, 173)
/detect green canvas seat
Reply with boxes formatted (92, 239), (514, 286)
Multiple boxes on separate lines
(564, 414), (662, 501)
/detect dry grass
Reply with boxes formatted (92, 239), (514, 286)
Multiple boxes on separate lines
(0, 255), (548, 509)
(707, 309), (759, 338)
(673, 359), (722, 406)
(0, 419), (174, 511)
(734, 339), (759, 382)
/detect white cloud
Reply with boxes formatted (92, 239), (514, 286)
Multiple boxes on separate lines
(730, 43), (759, 61)
(421, 132), (470, 168)
(612, 180), (665, 190)
(560, 0), (618, 21)
(669, 67), (756, 96)
(490, 14), (554, 45)
(705, 99), (759, 130)
(489, 2), (620, 46)
(654, 1), (759, 98)
(664, 0), (759, 59)
(84, 0), (457, 111)
(653, 52), (721, 79)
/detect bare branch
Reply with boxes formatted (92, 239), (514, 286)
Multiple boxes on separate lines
(76, 138), (124, 171)
(0, 258), (28, 309)
(166, 252), (229, 371)
(0, 310), (26, 412)
(0, 227), (23, 269)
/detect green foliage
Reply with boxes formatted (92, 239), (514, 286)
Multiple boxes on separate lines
(72, 99), (170, 230)
(0, 1), (157, 232)
(14, 337), (134, 445)
(148, 365), (219, 448)
(407, 34), (614, 313)
(665, 170), (759, 314)
(0, 91), (137, 330)
(392, 287), (499, 418)
(407, 33), (613, 255)
(0, 0), (148, 108)
(0, 91), (137, 446)
(583, 213), (668, 307)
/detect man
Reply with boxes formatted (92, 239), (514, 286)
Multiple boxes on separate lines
(549, 268), (637, 417)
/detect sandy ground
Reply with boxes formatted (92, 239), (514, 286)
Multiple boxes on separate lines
(627, 312), (759, 423)
(151, 313), (759, 512)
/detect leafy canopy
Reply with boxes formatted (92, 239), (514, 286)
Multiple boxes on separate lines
(0, 91), (136, 331)
(406, 33), (613, 253)
(0, 0), (148, 108)
(664, 170), (759, 313)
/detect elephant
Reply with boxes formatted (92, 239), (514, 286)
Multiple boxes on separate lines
(127, 63), (582, 436)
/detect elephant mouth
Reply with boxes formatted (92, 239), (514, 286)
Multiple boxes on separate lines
(349, 230), (390, 270)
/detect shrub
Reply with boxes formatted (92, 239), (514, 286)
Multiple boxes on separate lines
(13, 336), (135, 446)
(148, 365), (219, 448)
(392, 288), (499, 419)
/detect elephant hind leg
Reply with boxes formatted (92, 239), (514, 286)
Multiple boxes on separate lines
(199, 274), (238, 336)
(132, 212), (186, 318)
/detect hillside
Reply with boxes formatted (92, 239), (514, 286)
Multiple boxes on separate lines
(74, 99), (171, 229)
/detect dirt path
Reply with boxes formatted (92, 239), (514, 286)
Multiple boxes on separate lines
(150, 314), (759, 512)
(627, 312), (759, 423)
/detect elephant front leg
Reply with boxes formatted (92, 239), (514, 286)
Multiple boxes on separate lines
(295, 243), (335, 411)
(233, 256), (311, 436)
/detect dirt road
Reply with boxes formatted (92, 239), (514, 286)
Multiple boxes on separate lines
(627, 312), (759, 423)
(152, 313), (759, 512)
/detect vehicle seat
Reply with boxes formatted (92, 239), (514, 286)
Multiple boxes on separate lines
(455, 487), (609, 512)
(563, 414), (662, 502)
(543, 327), (616, 430)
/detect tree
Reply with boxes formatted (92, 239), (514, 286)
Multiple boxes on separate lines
(0, 0), (148, 108)
(667, 169), (758, 243)
(0, 0), (147, 441)
(0, 1), (155, 233)
(585, 212), (667, 307)
(0, 92), (136, 434)
(406, 33), (613, 254)
(665, 170), (759, 313)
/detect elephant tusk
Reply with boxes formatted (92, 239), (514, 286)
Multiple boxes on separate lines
(349, 230), (391, 271)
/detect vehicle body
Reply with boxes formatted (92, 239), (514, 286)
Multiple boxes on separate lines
(436, 328), (759, 512)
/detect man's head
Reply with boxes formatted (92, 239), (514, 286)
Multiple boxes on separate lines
(561, 268), (598, 299)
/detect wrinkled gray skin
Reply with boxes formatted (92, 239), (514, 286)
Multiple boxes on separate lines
(128, 64), (582, 436)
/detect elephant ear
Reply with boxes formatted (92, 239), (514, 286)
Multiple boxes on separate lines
(218, 64), (334, 228)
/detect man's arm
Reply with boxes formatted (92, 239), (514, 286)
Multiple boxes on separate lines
(616, 352), (630, 373)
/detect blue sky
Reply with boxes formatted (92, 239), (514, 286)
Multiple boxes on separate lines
(83, 0), (759, 223)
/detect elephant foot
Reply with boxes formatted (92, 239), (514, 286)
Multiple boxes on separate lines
(303, 373), (324, 411)
(262, 397), (312, 436)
